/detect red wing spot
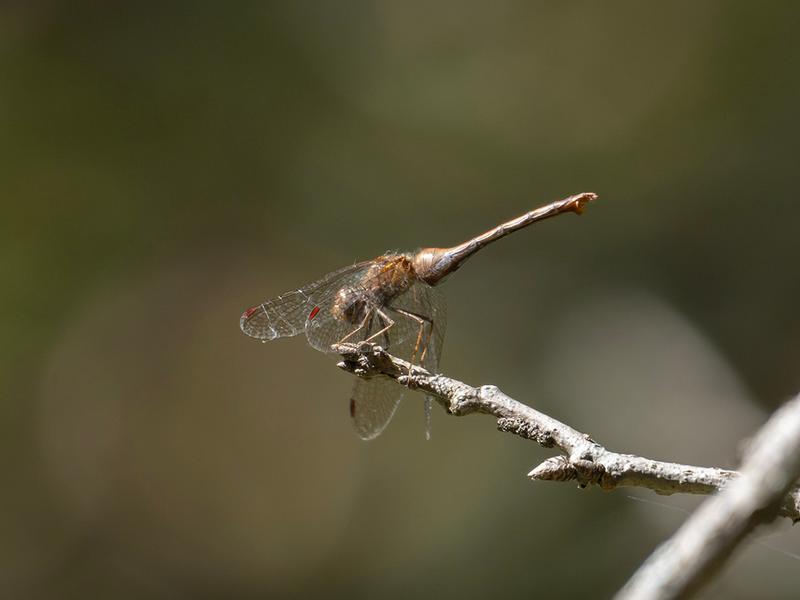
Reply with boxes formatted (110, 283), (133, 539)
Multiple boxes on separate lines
(308, 305), (321, 320)
(349, 398), (356, 418)
(242, 306), (259, 320)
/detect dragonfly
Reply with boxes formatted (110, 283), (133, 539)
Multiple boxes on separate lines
(240, 192), (597, 440)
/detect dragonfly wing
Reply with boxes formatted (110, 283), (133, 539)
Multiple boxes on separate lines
(420, 284), (447, 373)
(418, 284), (446, 438)
(386, 281), (447, 372)
(347, 282), (447, 440)
(240, 289), (315, 340)
(240, 261), (371, 343)
(385, 282), (447, 439)
(302, 265), (380, 353)
(350, 376), (404, 440)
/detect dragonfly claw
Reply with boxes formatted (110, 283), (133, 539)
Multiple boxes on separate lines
(398, 374), (421, 389)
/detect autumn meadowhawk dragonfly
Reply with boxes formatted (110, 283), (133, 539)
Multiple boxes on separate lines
(240, 192), (597, 439)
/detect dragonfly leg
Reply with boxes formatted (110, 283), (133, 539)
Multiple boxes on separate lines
(339, 309), (374, 344)
(388, 307), (433, 373)
(376, 311), (392, 349)
(364, 309), (395, 344)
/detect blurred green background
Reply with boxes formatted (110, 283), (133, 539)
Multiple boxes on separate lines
(2, 1), (799, 598)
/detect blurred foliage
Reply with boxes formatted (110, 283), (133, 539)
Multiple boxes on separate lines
(2, 1), (799, 598)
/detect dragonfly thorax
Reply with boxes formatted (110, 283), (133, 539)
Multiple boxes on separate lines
(330, 254), (415, 324)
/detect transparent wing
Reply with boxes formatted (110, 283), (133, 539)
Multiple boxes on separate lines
(414, 284), (446, 439)
(302, 272), (377, 353)
(240, 261), (371, 342)
(389, 281), (447, 439)
(350, 378), (404, 440)
(348, 281), (447, 439)
(385, 281), (447, 372)
(303, 261), (391, 353)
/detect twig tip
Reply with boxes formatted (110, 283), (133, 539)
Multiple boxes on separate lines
(528, 456), (577, 482)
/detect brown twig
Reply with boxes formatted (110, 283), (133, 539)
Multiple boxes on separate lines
(333, 342), (800, 523)
(616, 392), (800, 600)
